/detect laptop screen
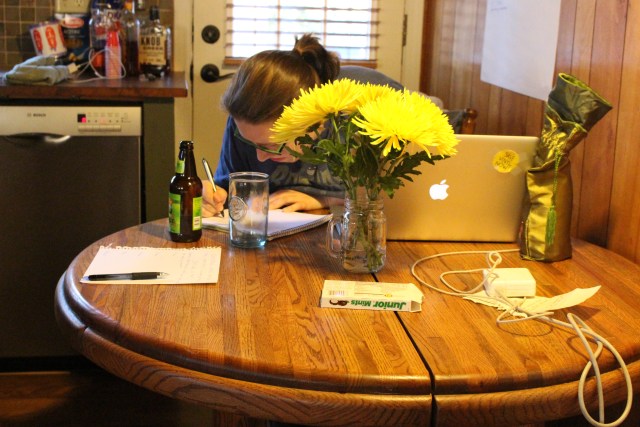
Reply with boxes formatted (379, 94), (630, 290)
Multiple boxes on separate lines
(384, 134), (539, 242)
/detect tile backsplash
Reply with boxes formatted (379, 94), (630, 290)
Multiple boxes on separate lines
(0, 0), (173, 70)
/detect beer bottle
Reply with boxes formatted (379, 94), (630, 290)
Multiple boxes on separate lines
(169, 140), (202, 242)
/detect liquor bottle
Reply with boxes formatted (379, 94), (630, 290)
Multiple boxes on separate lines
(105, 30), (122, 78)
(89, 0), (122, 76)
(139, 5), (171, 78)
(119, 0), (139, 76)
(89, 7), (107, 74)
(169, 141), (203, 243)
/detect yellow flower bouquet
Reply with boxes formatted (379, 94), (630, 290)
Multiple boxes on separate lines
(271, 79), (459, 272)
(271, 79), (458, 200)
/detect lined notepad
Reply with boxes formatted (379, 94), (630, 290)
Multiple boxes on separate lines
(202, 209), (332, 240)
(81, 246), (222, 284)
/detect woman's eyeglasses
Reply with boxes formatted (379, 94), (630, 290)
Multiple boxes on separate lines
(233, 127), (285, 155)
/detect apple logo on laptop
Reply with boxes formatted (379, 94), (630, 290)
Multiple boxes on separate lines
(429, 179), (449, 200)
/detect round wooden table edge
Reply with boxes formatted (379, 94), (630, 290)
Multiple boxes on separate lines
(432, 361), (640, 426)
(55, 271), (432, 426)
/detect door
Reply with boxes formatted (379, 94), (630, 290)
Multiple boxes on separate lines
(187, 0), (416, 175)
(192, 0), (230, 176)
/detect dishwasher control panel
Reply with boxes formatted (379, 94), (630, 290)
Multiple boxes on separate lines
(0, 106), (142, 136)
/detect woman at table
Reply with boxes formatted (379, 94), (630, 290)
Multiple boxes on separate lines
(202, 34), (404, 217)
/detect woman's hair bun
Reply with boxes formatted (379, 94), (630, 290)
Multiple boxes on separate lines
(292, 33), (340, 84)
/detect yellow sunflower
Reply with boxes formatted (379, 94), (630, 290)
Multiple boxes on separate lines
(353, 90), (458, 157)
(358, 83), (398, 105)
(270, 79), (364, 142)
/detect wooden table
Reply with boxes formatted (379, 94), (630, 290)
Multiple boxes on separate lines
(55, 219), (640, 426)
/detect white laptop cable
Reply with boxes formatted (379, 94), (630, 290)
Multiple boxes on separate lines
(410, 250), (633, 427)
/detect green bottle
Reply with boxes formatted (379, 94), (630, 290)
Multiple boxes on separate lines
(169, 141), (202, 242)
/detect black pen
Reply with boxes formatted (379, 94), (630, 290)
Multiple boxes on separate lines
(87, 272), (168, 281)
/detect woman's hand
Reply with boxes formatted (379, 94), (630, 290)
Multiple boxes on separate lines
(202, 180), (227, 217)
(269, 189), (342, 212)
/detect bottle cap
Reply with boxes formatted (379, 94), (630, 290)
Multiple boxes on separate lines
(149, 5), (159, 20)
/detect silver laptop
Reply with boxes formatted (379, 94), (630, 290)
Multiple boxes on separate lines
(384, 134), (539, 242)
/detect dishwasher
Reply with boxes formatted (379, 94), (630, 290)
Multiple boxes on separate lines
(0, 103), (142, 368)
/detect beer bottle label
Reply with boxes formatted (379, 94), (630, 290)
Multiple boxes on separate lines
(193, 196), (202, 230)
(168, 192), (181, 233)
(175, 159), (185, 174)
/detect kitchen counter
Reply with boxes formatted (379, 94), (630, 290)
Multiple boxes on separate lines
(0, 72), (188, 101)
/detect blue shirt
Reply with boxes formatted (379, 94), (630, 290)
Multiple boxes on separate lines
(213, 66), (404, 199)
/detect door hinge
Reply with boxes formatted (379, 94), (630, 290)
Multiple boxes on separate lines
(402, 14), (408, 47)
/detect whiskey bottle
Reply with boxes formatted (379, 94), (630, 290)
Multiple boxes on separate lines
(139, 5), (171, 78)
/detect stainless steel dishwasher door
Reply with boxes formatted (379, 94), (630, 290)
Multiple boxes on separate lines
(0, 105), (142, 360)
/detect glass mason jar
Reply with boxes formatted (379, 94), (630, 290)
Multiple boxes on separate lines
(327, 190), (387, 273)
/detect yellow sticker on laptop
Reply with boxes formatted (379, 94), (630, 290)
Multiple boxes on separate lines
(492, 149), (520, 173)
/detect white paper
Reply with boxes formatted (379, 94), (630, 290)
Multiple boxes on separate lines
(81, 246), (222, 284)
(464, 286), (601, 316)
(518, 286), (601, 312)
(480, 0), (562, 100)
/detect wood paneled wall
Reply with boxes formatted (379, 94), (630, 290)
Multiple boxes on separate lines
(421, 0), (640, 264)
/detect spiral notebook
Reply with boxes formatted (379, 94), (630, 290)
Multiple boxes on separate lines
(203, 209), (332, 240)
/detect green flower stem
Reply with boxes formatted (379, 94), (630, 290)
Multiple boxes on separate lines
(356, 216), (384, 271)
(344, 189), (385, 272)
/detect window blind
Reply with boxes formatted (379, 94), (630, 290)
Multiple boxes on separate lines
(224, 0), (379, 66)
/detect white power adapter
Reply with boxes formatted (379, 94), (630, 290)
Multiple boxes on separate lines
(483, 268), (536, 297)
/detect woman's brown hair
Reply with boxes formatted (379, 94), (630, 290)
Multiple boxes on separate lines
(221, 34), (340, 123)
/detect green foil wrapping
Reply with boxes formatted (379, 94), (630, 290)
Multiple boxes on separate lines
(520, 73), (611, 262)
